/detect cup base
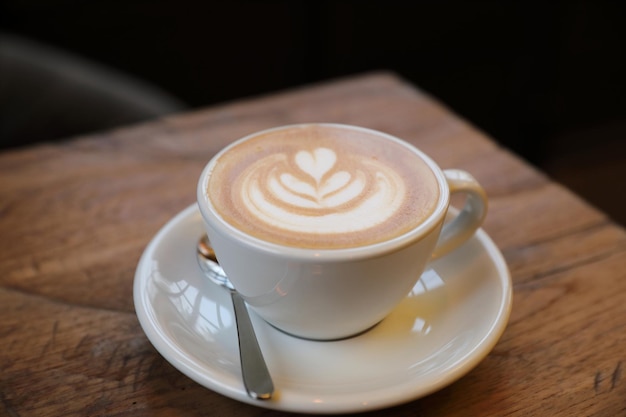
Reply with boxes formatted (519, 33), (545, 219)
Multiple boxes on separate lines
(262, 319), (384, 342)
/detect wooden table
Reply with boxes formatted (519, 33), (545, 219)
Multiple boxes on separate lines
(1, 72), (625, 416)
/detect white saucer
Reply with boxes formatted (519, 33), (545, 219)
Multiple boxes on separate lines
(134, 205), (512, 414)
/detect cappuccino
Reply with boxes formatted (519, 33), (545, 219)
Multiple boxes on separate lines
(207, 124), (440, 249)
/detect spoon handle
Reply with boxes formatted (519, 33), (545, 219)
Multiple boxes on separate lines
(230, 292), (274, 400)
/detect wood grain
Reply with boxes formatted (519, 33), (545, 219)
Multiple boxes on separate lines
(1, 71), (625, 416)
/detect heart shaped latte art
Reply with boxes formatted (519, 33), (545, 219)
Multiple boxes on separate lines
(295, 148), (336, 183)
(236, 147), (407, 235)
(268, 148), (364, 208)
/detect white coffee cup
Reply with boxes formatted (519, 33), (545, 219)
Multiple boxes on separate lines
(197, 123), (487, 340)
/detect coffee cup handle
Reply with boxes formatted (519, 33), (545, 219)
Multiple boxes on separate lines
(431, 169), (488, 259)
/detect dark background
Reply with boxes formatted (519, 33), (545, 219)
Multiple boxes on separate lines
(1, 0), (625, 225)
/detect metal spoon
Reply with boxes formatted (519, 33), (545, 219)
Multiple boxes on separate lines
(196, 235), (274, 400)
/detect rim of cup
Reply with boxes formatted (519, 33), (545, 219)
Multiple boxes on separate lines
(197, 123), (450, 261)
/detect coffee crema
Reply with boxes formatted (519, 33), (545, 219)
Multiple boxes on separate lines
(207, 125), (440, 249)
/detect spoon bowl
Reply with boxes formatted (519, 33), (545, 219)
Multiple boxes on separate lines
(197, 235), (232, 289)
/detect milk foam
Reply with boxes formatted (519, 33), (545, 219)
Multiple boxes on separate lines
(238, 148), (406, 234)
(208, 125), (440, 249)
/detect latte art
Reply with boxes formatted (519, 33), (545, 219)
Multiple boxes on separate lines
(207, 124), (440, 249)
(239, 147), (406, 234)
